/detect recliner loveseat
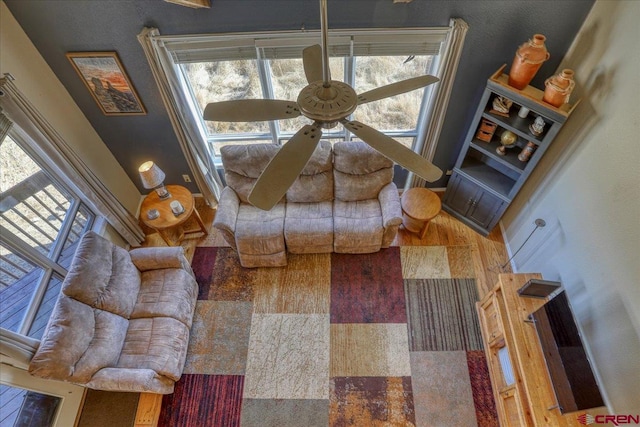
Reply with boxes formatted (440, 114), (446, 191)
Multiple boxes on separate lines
(28, 231), (198, 394)
(213, 140), (403, 267)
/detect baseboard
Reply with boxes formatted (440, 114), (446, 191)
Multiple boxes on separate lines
(498, 220), (516, 272)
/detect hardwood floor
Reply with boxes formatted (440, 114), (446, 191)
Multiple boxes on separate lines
(134, 192), (512, 426)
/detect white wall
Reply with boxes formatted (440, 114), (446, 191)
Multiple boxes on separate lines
(0, 1), (141, 215)
(502, 0), (640, 412)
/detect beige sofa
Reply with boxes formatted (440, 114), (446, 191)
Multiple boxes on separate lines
(213, 141), (403, 268)
(28, 231), (198, 394)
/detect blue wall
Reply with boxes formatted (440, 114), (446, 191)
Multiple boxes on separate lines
(4, 0), (594, 193)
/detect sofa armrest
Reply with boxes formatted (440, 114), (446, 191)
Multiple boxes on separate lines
(378, 183), (403, 227)
(213, 187), (240, 250)
(378, 183), (403, 248)
(86, 367), (176, 394)
(129, 247), (193, 278)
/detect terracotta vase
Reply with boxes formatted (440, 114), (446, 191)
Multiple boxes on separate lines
(518, 141), (538, 162)
(508, 34), (550, 90)
(543, 69), (575, 107)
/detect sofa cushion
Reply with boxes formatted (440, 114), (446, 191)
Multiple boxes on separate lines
(129, 246), (192, 274)
(287, 140), (333, 203)
(62, 231), (141, 318)
(285, 201), (333, 253)
(29, 295), (128, 383)
(221, 144), (280, 204)
(333, 142), (394, 202)
(117, 317), (190, 382)
(131, 269), (198, 328)
(235, 202), (285, 256)
(333, 199), (384, 253)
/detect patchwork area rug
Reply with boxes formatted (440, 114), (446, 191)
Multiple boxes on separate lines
(159, 246), (498, 427)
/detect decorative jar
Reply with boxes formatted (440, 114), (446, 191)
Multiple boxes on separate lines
(508, 34), (550, 90)
(518, 142), (538, 162)
(543, 69), (575, 107)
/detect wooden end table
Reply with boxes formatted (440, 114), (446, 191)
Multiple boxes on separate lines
(400, 187), (441, 239)
(140, 185), (208, 246)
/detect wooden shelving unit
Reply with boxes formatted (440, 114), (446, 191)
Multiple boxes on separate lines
(443, 65), (576, 236)
(477, 274), (608, 426)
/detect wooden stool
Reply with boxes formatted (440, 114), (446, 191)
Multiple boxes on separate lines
(400, 187), (441, 239)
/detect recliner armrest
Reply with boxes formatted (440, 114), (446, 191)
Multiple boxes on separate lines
(213, 187), (240, 250)
(86, 367), (176, 394)
(129, 246), (192, 278)
(378, 183), (403, 228)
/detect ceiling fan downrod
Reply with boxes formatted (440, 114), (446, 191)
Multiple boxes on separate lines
(320, 0), (331, 88)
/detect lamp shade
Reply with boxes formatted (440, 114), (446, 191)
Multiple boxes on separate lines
(138, 161), (165, 189)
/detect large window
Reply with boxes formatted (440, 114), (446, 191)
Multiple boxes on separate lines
(163, 29), (449, 161)
(0, 129), (95, 340)
(182, 54), (432, 156)
(140, 21), (467, 193)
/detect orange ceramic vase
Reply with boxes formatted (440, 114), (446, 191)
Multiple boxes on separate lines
(543, 69), (575, 107)
(508, 34), (550, 90)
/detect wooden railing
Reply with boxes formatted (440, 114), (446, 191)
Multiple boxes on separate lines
(0, 171), (73, 289)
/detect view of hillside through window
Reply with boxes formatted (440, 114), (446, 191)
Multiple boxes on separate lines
(181, 54), (432, 157)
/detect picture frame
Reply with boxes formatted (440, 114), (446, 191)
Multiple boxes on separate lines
(66, 51), (146, 116)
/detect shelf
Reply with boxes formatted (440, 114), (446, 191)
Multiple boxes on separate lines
(458, 158), (515, 199)
(470, 138), (527, 175)
(481, 111), (547, 144)
(443, 66), (575, 236)
(487, 65), (577, 124)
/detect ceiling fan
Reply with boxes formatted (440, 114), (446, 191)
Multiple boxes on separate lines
(203, 0), (443, 210)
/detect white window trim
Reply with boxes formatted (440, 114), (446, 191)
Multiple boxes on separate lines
(138, 28), (225, 206)
(140, 20), (468, 188)
(0, 361), (85, 427)
(0, 76), (145, 245)
(409, 18), (469, 189)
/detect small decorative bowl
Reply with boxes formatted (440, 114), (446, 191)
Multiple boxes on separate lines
(147, 209), (160, 220)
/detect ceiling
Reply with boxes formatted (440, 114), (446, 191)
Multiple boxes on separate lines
(3, 0), (595, 193)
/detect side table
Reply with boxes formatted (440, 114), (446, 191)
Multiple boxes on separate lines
(401, 187), (441, 239)
(140, 185), (208, 246)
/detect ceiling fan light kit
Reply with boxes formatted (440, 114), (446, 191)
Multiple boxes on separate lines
(203, 0), (443, 210)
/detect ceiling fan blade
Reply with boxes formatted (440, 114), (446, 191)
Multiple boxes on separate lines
(357, 75), (439, 105)
(248, 124), (322, 210)
(303, 44), (326, 84)
(203, 100), (300, 122)
(343, 120), (443, 182)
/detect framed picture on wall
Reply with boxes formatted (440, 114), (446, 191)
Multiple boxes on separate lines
(66, 51), (146, 116)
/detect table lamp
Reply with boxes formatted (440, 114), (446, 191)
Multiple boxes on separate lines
(138, 161), (171, 199)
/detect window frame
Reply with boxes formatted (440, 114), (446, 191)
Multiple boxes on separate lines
(139, 19), (467, 193)
(1, 127), (97, 338)
(164, 27), (450, 165)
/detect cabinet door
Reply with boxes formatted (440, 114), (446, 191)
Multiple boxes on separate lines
(479, 295), (503, 346)
(445, 172), (506, 229)
(443, 172), (477, 216)
(467, 187), (506, 229)
(499, 386), (531, 427)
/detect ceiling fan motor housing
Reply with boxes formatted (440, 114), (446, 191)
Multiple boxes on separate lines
(297, 80), (358, 126)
